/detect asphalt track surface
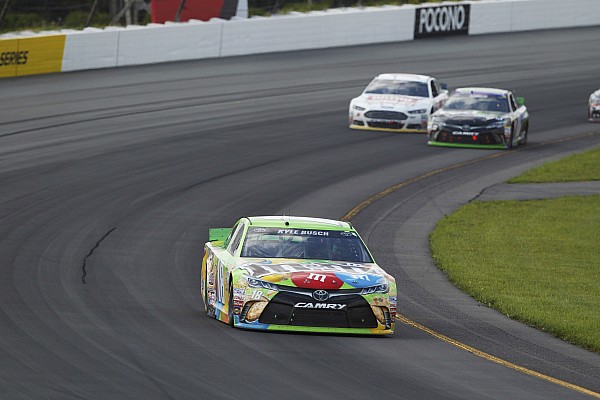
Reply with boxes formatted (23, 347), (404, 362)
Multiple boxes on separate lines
(1, 27), (600, 400)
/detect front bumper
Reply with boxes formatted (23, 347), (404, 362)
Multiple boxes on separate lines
(233, 291), (395, 335)
(349, 109), (428, 133)
(428, 127), (509, 149)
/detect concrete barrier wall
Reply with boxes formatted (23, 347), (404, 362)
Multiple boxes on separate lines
(62, 30), (119, 72)
(1, 0), (599, 78)
(116, 22), (222, 66)
(470, 0), (600, 34)
(220, 7), (414, 57)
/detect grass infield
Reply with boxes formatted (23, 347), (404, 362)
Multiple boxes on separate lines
(430, 146), (600, 353)
(508, 146), (600, 183)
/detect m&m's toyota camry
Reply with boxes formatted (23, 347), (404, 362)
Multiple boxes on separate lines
(201, 216), (397, 335)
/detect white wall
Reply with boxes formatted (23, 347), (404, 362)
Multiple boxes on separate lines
(470, 0), (600, 35)
(3, 0), (600, 75)
(62, 30), (119, 72)
(220, 7), (414, 57)
(115, 22), (222, 66)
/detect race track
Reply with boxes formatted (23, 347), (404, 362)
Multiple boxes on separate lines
(1, 26), (599, 399)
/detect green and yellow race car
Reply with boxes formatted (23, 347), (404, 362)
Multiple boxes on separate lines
(201, 216), (397, 335)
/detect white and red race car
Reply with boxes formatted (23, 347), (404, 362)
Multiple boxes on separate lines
(589, 89), (600, 121)
(349, 73), (449, 133)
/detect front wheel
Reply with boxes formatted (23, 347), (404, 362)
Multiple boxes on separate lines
(227, 281), (235, 327)
(520, 126), (528, 145)
(506, 125), (515, 149)
(201, 266), (208, 313)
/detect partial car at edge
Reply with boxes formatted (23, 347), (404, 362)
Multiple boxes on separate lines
(589, 89), (600, 121)
(201, 216), (397, 335)
(427, 87), (529, 149)
(349, 73), (448, 133)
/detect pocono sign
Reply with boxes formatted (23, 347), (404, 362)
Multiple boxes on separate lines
(414, 4), (470, 38)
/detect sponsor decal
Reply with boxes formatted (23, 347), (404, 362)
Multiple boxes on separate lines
(366, 95), (420, 103)
(414, 4), (470, 39)
(239, 261), (379, 278)
(312, 289), (330, 301)
(277, 229), (329, 236)
(291, 271), (344, 289)
(0, 51), (28, 66)
(452, 131), (478, 136)
(335, 271), (386, 288)
(1, 35), (66, 78)
(294, 302), (346, 310)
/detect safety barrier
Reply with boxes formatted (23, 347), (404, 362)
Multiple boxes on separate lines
(0, 0), (599, 78)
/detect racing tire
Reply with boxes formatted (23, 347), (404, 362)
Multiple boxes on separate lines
(227, 280), (235, 327)
(202, 268), (208, 313)
(520, 127), (528, 145)
(506, 124), (515, 149)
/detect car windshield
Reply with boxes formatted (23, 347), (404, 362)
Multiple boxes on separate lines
(364, 79), (429, 97)
(241, 227), (373, 263)
(444, 94), (509, 113)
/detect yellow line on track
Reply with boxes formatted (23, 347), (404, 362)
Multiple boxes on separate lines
(341, 131), (600, 222)
(341, 131), (600, 397)
(396, 314), (600, 399)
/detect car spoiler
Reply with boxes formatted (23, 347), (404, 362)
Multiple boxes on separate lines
(209, 228), (231, 242)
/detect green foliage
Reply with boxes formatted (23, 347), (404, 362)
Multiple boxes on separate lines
(63, 11), (110, 29)
(430, 196), (600, 353)
(2, 13), (44, 31)
(251, 0), (460, 15)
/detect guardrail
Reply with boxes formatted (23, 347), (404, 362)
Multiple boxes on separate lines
(1, 0), (598, 78)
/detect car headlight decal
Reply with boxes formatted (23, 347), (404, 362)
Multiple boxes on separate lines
(246, 277), (279, 291)
(408, 109), (427, 114)
(360, 283), (388, 295)
(353, 104), (366, 111)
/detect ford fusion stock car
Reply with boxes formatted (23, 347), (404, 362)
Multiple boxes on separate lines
(349, 73), (449, 133)
(428, 87), (529, 149)
(201, 216), (397, 335)
(589, 89), (600, 121)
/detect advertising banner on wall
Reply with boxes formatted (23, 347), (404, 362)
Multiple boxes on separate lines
(151, 0), (242, 23)
(414, 4), (470, 38)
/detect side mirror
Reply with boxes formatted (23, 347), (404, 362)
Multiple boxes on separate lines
(516, 97), (525, 106)
(441, 83), (448, 90)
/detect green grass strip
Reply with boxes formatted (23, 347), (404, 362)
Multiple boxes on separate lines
(509, 146), (600, 183)
(430, 196), (600, 353)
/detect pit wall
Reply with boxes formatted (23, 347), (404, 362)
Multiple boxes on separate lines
(0, 0), (598, 78)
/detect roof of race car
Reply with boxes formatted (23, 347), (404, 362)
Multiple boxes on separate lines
(453, 87), (511, 97)
(243, 216), (353, 231)
(375, 73), (433, 83)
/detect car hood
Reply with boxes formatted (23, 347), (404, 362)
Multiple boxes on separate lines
(356, 94), (431, 110)
(433, 109), (505, 124)
(235, 259), (391, 289)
